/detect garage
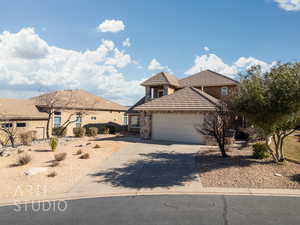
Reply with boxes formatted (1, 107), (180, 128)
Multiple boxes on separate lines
(152, 112), (205, 144)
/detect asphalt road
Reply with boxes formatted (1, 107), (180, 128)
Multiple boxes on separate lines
(0, 195), (299, 225)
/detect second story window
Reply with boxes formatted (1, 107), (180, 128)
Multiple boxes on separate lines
(17, 123), (26, 127)
(221, 87), (229, 96)
(91, 116), (97, 120)
(76, 113), (82, 128)
(53, 111), (61, 128)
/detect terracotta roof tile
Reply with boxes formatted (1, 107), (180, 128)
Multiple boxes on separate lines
(31, 90), (127, 111)
(141, 72), (180, 87)
(135, 87), (219, 111)
(180, 70), (239, 87)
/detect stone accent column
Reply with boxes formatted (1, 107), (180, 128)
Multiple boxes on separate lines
(140, 112), (152, 139)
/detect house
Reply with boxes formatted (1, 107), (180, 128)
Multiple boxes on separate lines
(0, 99), (49, 141)
(0, 90), (128, 141)
(127, 70), (239, 144)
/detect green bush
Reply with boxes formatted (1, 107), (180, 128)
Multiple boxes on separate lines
(73, 127), (86, 137)
(52, 127), (67, 137)
(253, 143), (270, 159)
(87, 127), (98, 137)
(50, 137), (58, 152)
(99, 126), (110, 134)
(19, 131), (33, 146)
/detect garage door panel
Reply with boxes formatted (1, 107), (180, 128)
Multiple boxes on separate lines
(152, 113), (204, 144)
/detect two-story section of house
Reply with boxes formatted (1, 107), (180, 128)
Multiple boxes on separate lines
(127, 70), (239, 144)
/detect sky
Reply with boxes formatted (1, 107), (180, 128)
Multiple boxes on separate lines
(0, 0), (300, 105)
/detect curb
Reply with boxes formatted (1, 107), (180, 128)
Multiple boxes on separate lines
(1, 188), (299, 207)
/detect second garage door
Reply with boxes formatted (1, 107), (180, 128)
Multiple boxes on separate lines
(152, 112), (205, 144)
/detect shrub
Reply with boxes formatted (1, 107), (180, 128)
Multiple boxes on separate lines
(51, 161), (60, 167)
(76, 149), (82, 155)
(87, 127), (98, 137)
(17, 154), (32, 166)
(49, 137), (58, 151)
(99, 126), (110, 134)
(253, 143), (270, 159)
(52, 127), (67, 137)
(80, 153), (90, 159)
(93, 144), (101, 149)
(47, 171), (57, 177)
(106, 125), (116, 134)
(54, 152), (67, 161)
(19, 132), (33, 146)
(73, 127), (86, 137)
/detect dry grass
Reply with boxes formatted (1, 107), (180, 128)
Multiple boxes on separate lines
(79, 153), (90, 159)
(47, 171), (57, 177)
(17, 154), (32, 166)
(76, 149), (82, 155)
(284, 135), (300, 161)
(54, 152), (67, 161)
(93, 144), (101, 149)
(51, 161), (60, 167)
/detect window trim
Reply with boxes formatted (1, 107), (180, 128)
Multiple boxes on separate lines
(221, 87), (229, 96)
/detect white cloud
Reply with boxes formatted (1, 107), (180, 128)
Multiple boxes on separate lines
(147, 58), (171, 72)
(97, 20), (125, 33)
(185, 53), (276, 77)
(203, 46), (210, 51)
(122, 38), (131, 47)
(274, 0), (300, 11)
(0, 28), (143, 105)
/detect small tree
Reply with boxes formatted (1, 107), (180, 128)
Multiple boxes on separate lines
(196, 102), (232, 158)
(231, 63), (300, 162)
(0, 119), (18, 148)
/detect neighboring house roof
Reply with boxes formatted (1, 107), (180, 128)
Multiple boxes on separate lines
(127, 97), (145, 114)
(31, 90), (128, 111)
(0, 99), (48, 120)
(135, 87), (219, 111)
(179, 70), (239, 87)
(141, 72), (180, 87)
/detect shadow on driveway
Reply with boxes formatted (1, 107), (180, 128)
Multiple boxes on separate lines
(90, 151), (199, 189)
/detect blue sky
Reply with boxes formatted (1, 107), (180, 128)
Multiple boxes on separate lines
(0, 0), (299, 105)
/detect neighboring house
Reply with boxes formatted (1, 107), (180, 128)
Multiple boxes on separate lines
(0, 90), (128, 141)
(0, 99), (49, 141)
(31, 90), (128, 136)
(127, 70), (239, 144)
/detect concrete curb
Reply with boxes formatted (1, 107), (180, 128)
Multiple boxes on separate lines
(1, 187), (299, 207)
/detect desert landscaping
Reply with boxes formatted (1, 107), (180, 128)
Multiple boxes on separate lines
(0, 135), (127, 200)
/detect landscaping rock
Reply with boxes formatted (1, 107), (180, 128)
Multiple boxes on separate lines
(274, 173), (283, 177)
(24, 167), (48, 176)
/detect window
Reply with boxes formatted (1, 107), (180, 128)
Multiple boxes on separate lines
(158, 90), (164, 98)
(53, 111), (61, 128)
(17, 123), (26, 127)
(1, 123), (12, 128)
(76, 113), (82, 128)
(131, 115), (140, 128)
(91, 116), (97, 120)
(123, 115), (128, 125)
(221, 87), (229, 96)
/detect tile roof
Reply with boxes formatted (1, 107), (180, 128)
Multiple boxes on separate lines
(0, 99), (48, 120)
(127, 97), (145, 113)
(180, 70), (239, 87)
(31, 90), (128, 111)
(141, 72), (180, 87)
(135, 87), (219, 111)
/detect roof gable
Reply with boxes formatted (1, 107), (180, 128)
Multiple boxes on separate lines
(141, 72), (180, 87)
(180, 70), (239, 87)
(135, 87), (219, 111)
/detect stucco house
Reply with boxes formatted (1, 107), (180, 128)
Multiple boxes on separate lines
(127, 70), (239, 144)
(0, 90), (127, 141)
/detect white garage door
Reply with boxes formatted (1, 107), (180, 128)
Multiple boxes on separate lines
(152, 113), (205, 144)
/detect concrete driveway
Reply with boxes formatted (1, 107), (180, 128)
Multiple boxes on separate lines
(69, 136), (206, 196)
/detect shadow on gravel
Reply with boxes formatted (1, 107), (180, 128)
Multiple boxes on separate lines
(90, 151), (199, 188)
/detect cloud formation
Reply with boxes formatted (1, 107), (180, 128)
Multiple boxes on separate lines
(0, 28), (143, 105)
(147, 58), (171, 72)
(185, 54), (276, 77)
(97, 20), (125, 33)
(122, 38), (131, 47)
(203, 46), (210, 51)
(274, 0), (300, 11)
